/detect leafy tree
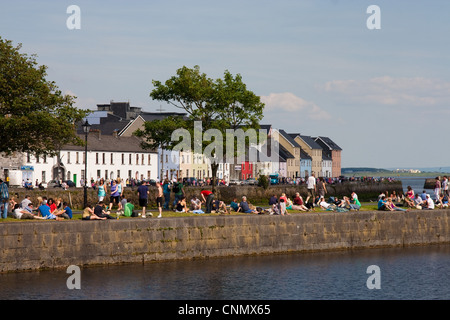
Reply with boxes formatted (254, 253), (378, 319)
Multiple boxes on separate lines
(135, 65), (265, 189)
(0, 37), (89, 156)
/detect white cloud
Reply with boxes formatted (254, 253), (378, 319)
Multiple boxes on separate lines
(323, 76), (450, 108)
(261, 92), (331, 121)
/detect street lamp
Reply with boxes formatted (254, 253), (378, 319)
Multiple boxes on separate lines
(82, 119), (91, 209)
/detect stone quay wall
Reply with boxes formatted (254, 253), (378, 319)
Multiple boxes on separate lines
(1, 209), (448, 273)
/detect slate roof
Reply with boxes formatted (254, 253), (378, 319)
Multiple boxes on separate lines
(63, 133), (157, 153)
(314, 136), (342, 151)
(278, 130), (300, 148)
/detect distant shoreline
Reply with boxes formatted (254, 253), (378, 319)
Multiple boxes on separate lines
(342, 171), (450, 178)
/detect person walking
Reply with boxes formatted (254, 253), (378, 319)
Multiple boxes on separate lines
(305, 173), (316, 204)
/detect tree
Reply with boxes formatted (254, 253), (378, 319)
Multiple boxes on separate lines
(135, 65), (265, 190)
(0, 37), (89, 156)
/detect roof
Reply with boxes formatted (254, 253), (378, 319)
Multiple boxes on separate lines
(314, 136), (342, 151)
(63, 133), (157, 153)
(300, 148), (312, 160)
(278, 144), (295, 161)
(278, 130), (300, 148)
(78, 112), (131, 136)
(291, 134), (322, 150)
(140, 112), (188, 122)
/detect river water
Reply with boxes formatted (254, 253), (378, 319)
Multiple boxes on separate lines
(1, 244), (449, 300)
(2, 176), (448, 302)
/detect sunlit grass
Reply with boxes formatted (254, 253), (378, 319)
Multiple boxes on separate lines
(0, 202), (415, 222)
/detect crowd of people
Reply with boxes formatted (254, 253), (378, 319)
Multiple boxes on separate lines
(376, 176), (450, 211)
(2, 175), (450, 221)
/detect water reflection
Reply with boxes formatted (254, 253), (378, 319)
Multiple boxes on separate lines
(1, 244), (449, 300)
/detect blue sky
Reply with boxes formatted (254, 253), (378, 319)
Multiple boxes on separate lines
(2, 1), (450, 169)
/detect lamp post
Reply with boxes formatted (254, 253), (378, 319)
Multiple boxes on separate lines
(82, 120), (91, 209)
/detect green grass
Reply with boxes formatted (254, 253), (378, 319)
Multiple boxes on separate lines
(0, 202), (406, 222)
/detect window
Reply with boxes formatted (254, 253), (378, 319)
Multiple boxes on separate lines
(111, 153), (114, 165)
(136, 154), (139, 165)
(27, 153), (31, 163)
(102, 153), (106, 165)
(42, 172), (46, 183)
(97, 170), (101, 179)
(36, 155), (40, 163)
(142, 154), (145, 165)
(117, 170), (120, 178)
(67, 152), (71, 164)
(76, 152), (79, 164)
(96, 153), (99, 164)
(43, 154), (47, 163)
(148, 154), (151, 165)
(129, 154), (132, 165)
(122, 153), (125, 165)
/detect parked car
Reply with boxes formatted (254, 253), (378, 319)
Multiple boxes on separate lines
(46, 180), (62, 188)
(229, 179), (241, 186)
(242, 178), (257, 185)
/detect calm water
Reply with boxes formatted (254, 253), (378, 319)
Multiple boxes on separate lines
(398, 176), (434, 194)
(1, 244), (449, 300)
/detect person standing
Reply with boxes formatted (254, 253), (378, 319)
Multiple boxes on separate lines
(442, 176), (449, 199)
(156, 181), (163, 218)
(0, 179), (9, 219)
(317, 177), (327, 199)
(109, 180), (120, 211)
(200, 189), (214, 213)
(305, 173), (316, 204)
(434, 177), (442, 202)
(97, 178), (107, 202)
(137, 181), (151, 218)
(162, 178), (171, 210)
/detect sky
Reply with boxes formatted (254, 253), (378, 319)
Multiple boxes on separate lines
(1, 0), (450, 169)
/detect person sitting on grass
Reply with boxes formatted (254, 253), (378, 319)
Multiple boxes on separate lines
(38, 201), (64, 220)
(212, 199), (228, 214)
(13, 203), (46, 220)
(237, 196), (257, 214)
(291, 193), (309, 211)
(175, 196), (189, 213)
(82, 203), (107, 220)
(229, 198), (240, 213)
(94, 201), (117, 219)
(386, 198), (409, 212)
(378, 196), (389, 211)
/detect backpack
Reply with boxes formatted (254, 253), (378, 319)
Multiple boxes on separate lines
(173, 183), (180, 193)
(124, 202), (134, 217)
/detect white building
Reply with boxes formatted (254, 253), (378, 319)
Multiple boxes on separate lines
(3, 132), (158, 187)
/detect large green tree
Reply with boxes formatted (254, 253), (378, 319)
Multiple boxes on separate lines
(0, 37), (89, 156)
(135, 65), (265, 189)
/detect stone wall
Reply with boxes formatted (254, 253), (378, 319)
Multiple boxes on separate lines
(1, 209), (448, 273)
